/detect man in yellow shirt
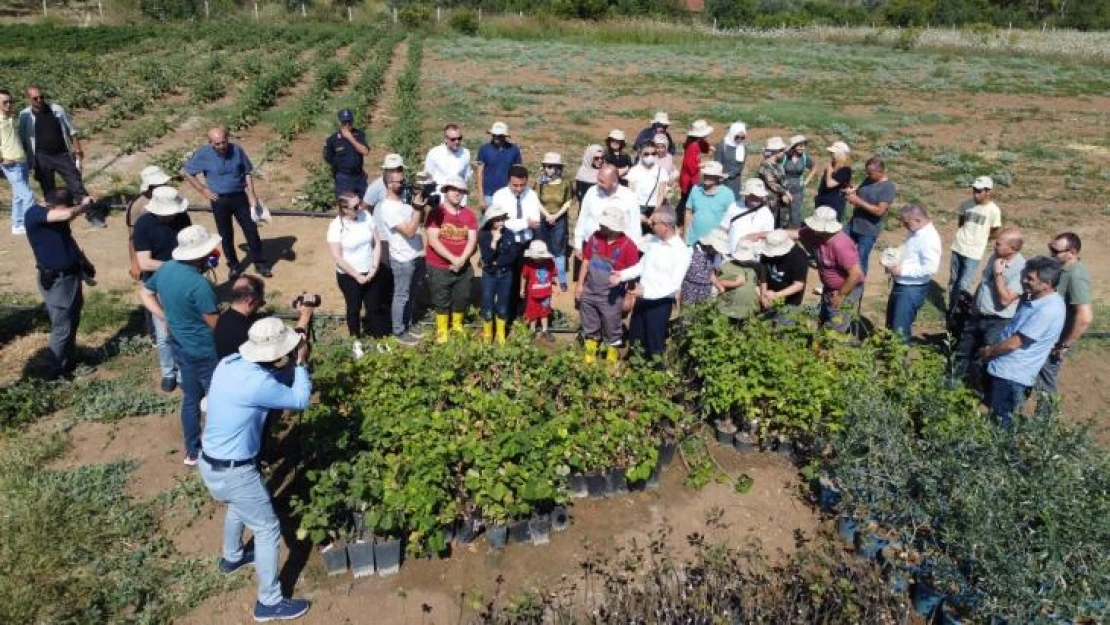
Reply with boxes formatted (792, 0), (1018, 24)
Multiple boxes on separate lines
(0, 88), (33, 235)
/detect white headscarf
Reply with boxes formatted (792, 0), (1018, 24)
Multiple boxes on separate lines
(723, 122), (747, 163)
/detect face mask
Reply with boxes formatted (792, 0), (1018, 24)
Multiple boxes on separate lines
(641, 155), (656, 166)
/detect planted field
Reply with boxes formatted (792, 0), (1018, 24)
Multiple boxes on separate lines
(0, 21), (1108, 625)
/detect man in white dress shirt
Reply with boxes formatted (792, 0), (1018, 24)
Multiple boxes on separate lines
(423, 123), (471, 201)
(885, 204), (942, 342)
(573, 164), (642, 256)
(489, 164), (543, 319)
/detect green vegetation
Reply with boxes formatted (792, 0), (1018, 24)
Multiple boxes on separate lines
(386, 37), (427, 175)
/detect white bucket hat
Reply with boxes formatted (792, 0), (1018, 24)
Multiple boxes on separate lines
(972, 176), (994, 190)
(699, 230), (729, 256)
(764, 136), (787, 152)
(762, 229), (794, 258)
(826, 141), (851, 156)
(239, 317), (303, 363)
(598, 202), (626, 232)
(139, 165), (171, 193)
(652, 133), (669, 146)
(484, 205), (510, 221)
(789, 134), (808, 148)
(171, 224), (222, 261)
(524, 240), (553, 259)
(441, 175), (468, 192)
(488, 121), (509, 136)
(743, 178), (768, 198)
(687, 120), (713, 138)
(607, 129), (626, 142)
(541, 152), (563, 166)
(415, 170), (434, 185)
(382, 153), (404, 169)
(731, 241), (758, 263)
(804, 206), (843, 234)
(700, 161), (725, 178)
(145, 186), (188, 216)
(653, 111), (670, 125)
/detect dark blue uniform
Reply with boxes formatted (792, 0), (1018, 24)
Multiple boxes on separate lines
(323, 129), (368, 198)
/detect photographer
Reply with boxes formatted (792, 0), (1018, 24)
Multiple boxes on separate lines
(24, 189), (96, 379)
(199, 317), (313, 622)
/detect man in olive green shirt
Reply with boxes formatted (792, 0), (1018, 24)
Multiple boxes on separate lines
(1036, 232), (1093, 397)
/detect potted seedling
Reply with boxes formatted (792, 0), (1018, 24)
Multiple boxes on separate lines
(320, 534), (349, 576)
(714, 418), (737, 446)
(347, 510), (375, 578)
(365, 508), (403, 576)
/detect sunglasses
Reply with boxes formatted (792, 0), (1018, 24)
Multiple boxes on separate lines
(1048, 245), (1070, 254)
(445, 136), (462, 142)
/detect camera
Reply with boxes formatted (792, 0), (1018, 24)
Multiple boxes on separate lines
(292, 293), (322, 309)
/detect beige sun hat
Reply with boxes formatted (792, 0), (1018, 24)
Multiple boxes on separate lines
(731, 241), (758, 262)
(541, 152), (563, 166)
(762, 229), (794, 258)
(699, 230), (730, 256)
(145, 186), (189, 216)
(239, 317), (303, 363)
(484, 204), (510, 221)
(607, 129), (626, 142)
(700, 161), (725, 178)
(764, 136), (787, 152)
(598, 202), (626, 232)
(652, 133), (669, 146)
(171, 224), (222, 261)
(804, 206), (843, 234)
(826, 141), (851, 156)
(687, 120), (713, 138)
(972, 176), (994, 190)
(382, 153), (404, 169)
(789, 134), (808, 148)
(139, 165), (172, 193)
(742, 178), (769, 198)
(441, 175), (468, 192)
(488, 121), (509, 136)
(524, 240), (554, 259)
(653, 111), (670, 125)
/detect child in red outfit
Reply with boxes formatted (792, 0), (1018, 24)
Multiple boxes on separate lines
(521, 240), (557, 341)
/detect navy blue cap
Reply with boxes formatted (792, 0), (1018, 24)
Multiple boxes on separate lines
(337, 109), (355, 123)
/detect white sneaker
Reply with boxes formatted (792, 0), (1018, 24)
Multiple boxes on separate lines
(352, 340), (365, 360)
(11, 225), (25, 236)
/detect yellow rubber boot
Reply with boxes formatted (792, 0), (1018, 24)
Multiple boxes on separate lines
(606, 345), (620, 363)
(451, 312), (465, 334)
(495, 318), (507, 344)
(435, 314), (450, 344)
(584, 339), (598, 364)
(482, 320), (494, 343)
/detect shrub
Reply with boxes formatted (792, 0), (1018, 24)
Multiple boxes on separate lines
(0, 378), (64, 431)
(450, 7), (480, 35)
(398, 3), (433, 28)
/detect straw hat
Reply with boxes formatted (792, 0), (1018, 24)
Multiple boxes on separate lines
(139, 165), (172, 193)
(826, 141), (851, 156)
(145, 186), (188, 216)
(699, 230), (729, 256)
(441, 175), (468, 192)
(607, 129), (626, 142)
(171, 225), (222, 261)
(524, 240), (554, 259)
(731, 241), (757, 262)
(687, 120), (713, 138)
(804, 206), (843, 234)
(700, 161), (725, 178)
(484, 205), (509, 221)
(652, 111), (670, 125)
(239, 317), (303, 363)
(762, 229), (794, 258)
(488, 121), (509, 136)
(598, 202), (626, 232)
(764, 136), (787, 152)
(541, 152), (563, 166)
(789, 134), (808, 148)
(382, 153), (404, 169)
(742, 178), (768, 198)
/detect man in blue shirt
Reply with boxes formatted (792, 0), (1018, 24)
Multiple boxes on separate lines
(200, 316), (313, 622)
(979, 255), (1066, 428)
(182, 126), (269, 278)
(140, 225), (222, 466)
(323, 108), (369, 199)
(24, 189), (96, 378)
(475, 121), (522, 219)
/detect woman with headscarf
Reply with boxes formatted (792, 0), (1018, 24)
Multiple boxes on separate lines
(677, 119), (714, 229)
(534, 152), (574, 291)
(782, 135), (815, 228)
(758, 136), (791, 228)
(575, 144), (604, 204)
(715, 122), (747, 198)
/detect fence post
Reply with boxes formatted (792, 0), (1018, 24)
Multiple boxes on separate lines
(254, 2), (260, 21)
(712, 17), (717, 31)
(393, 7), (397, 23)
(348, 5), (352, 21)
(301, 3), (306, 18)
(204, 0), (210, 20)
(436, 6), (441, 23)
(98, 0), (103, 19)
(42, 0), (47, 18)
(478, 7), (482, 23)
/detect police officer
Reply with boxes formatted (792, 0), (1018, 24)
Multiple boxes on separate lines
(323, 109), (369, 198)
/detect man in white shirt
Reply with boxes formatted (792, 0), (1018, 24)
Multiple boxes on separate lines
(720, 178), (775, 256)
(423, 123), (470, 200)
(885, 204), (942, 342)
(489, 164), (543, 319)
(375, 169), (426, 346)
(574, 164), (642, 255)
(948, 175), (1001, 320)
(612, 210), (692, 361)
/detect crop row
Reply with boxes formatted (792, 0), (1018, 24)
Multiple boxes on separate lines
(385, 37), (425, 173)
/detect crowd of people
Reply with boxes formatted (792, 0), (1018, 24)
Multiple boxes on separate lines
(2, 86), (1096, 623)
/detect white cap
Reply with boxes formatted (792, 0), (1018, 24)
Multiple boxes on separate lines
(382, 153), (404, 169)
(524, 240), (554, 259)
(972, 176), (994, 190)
(687, 120), (713, 138)
(489, 121), (509, 136)
(742, 178), (768, 198)
(441, 175), (468, 192)
(541, 152), (563, 166)
(764, 136), (787, 152)
(607, 129), (626, 142)
(653, 111), (670, 125)
(700, 161), (724, 178)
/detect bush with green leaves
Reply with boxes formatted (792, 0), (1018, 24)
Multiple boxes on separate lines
(0, 378), (65, 431)
(70, 375), (179, 423)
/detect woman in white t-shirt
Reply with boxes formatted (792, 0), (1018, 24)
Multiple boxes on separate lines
(626, 144), (669, 233)
(327, 192), (384, 337)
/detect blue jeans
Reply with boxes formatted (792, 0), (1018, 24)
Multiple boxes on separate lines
(948, 252), (980, 315)
(1, 160), (34, 228)
(989, 375), (1028, 429)
(951, 314), (1008, 389)
(819, 285), (862, 333)
(553, 255), (567, 288)
(850, 231), (877, 276)
(151, 313), (178, 379)
(629, 297), (674, 359)
(176, 348), (218, 457)
(389, 257), (425, 336)
(199, 459), (283, 606)
(481, 269), (513, 320)
(886, 282), (930, 342)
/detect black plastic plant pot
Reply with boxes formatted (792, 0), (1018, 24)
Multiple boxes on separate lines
(646, 463), (661, 489)
(456, 514), (482, 544)
(550, 506), (569, 532)
(607, 467), (628, 494)
(775, 438), (795, 460)
(373, 537), (402, 576)
(487, 524), (508, 549)
(508, 519), (532, 545)
(912, 580), (944, 619)
(585, 472), (609, 497)
(566, 473), (588, 499)
(715, 424), (736, 446)
(528, 515), (552, 546)
(658, 440), (677, 466)
(732, 432), (756, 454)
(836, 516), (859, 544)
(347, 540), (375, 578)
(320, 541), (348, 576)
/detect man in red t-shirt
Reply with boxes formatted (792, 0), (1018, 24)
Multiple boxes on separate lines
(796, 206), (864, 332)
(575, 203), (640, 363)
(425, 175), (478, 342)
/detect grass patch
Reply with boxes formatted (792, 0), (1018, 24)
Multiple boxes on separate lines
(70, 374), (178, 423)
(80, 289), (142, 334)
